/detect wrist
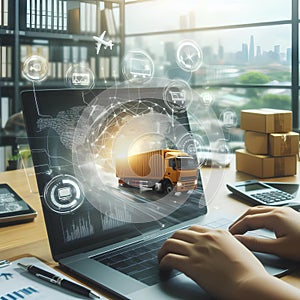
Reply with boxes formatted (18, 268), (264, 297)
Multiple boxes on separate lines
(236, 274), (300, 300)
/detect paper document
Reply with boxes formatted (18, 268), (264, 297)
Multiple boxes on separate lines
(0, 257), (106, 299)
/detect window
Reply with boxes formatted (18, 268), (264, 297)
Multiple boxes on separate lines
(125, 0), (299, 145)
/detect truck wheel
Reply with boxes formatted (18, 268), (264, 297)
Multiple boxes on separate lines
(163, 180), (173, 194)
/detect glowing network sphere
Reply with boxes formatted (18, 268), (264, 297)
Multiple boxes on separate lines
(71, 79), (228, 222)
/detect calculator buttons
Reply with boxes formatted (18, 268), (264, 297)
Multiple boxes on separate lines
(252, 191), (294, 204)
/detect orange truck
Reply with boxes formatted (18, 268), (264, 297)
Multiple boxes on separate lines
(115, 149), (198, 194)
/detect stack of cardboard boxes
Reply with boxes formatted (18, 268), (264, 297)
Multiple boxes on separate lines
(236, 108), (299, 178)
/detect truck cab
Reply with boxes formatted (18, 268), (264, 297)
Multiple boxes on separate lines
(164, 152), (198, 193)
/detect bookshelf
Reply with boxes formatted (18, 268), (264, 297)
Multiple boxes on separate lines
(0, 0), (124, 171)
(0, 0), (125, 115)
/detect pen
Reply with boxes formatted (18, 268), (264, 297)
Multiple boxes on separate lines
(18, 263), (101, 299)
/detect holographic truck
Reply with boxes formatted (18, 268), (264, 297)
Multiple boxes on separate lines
(116, 149), (198, 194)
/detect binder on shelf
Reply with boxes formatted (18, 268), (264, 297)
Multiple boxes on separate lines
(0, 0), (2, 27)
(62, 45), (71, 75)
(31, 0), (36, 30)
(36, 0), (40, 29)
(63, 0), (67, 32)
(79, 1), (86, 33)
(26, 0), (31, 29)
(1, 97), (10, 128)
(68, 7), (80, 34)
(1, 46), (6, 78)
(41, 0), (47, 30)
(68, 1), (97, 34)
(99, 56), (110, 79)
(111, 56), (120, 80)
(104, 8), (117, 36)
(47, 0), (52, 30)
(53, 0), (58, 31)
(2, 0), (9, 27)
(6, 46), (12, 78)
(71, 46), (79, 64)
(58, 0), (63, 31)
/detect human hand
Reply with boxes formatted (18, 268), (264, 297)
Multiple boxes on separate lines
(158, 226), (270, 299)
(229, 206), (300, 261)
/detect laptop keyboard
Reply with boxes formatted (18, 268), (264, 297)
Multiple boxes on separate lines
(92, 218), (232, 286)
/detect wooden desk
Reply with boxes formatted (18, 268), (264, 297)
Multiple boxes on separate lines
(1, 162), (300, 296)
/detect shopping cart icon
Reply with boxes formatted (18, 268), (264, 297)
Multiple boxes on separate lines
(169, 90), (186, 104)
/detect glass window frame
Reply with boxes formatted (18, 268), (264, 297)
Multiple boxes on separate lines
(124, 0), (300, 131)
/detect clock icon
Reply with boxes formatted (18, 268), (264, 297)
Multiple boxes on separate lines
(176, 41), (203, 72)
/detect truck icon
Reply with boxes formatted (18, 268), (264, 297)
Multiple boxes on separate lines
(116, 149), (198, 194)
(129, 58), (152, 78)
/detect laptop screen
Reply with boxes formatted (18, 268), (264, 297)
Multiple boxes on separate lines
(22, 85), (208, 260)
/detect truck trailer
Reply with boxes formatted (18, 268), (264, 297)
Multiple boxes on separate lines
(115, 149), (198, 194)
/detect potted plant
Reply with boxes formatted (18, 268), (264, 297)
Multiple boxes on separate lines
(6, 153), (21, 171)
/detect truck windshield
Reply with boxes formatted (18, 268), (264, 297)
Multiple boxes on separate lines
(177, 157), (196, 170)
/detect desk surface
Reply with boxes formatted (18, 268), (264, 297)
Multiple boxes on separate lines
(1, 160), (300, 296)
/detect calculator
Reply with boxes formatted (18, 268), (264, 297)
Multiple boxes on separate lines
(226, 180), (296, 206)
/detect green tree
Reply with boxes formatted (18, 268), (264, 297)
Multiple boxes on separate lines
(239, 72), (270, 98)
(241, 94), (291, 111)
(239, 72), (270, 84)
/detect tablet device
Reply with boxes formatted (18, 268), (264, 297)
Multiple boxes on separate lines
(0, 183), (37, 226)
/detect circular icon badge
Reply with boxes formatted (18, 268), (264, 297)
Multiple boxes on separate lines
(176, 40), (203, 72)
(163, 79), (193, 113)
(65, 64), (95, 89)
(43, 174), (85, 214)
(122, 50), (154, 83)
(212, 139), (231, 167)
(199, 91), (214, 107)
(22, 55), (48, 82)
(219, 109), (238, 128)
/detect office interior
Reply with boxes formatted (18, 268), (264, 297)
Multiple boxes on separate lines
(0, 0), (299, 171)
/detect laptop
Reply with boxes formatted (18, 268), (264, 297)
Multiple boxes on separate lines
(21, 87), (295, 300)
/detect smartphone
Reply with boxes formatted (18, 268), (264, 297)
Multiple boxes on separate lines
(226, 180), (297, 206)
(0, 183), (37, 226)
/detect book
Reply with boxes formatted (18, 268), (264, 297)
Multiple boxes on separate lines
(41, 0), (47, 30)
(0, 0), (2, 27)
(1, 46), (6, 78)
(47, 0), (52, 30)
(104, 8), (117, 36)
(2, 0), (8, 27)
(1, 97), (10, 128)
(68, 7), (80, 34)
(63, 0), (67, 31)
(79, 2), (86, 33)
(6, 46), (12, 78)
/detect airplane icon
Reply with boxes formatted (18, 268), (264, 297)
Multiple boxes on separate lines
(93, 31), (114, 54)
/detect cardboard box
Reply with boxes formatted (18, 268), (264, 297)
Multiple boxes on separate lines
(244, 131), (268, 155)
(269, 132), (299, 156)
(240, 109), (292, 133)
(236, 149), (297, 178)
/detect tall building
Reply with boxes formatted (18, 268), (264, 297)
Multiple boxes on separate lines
(274, 45), (280, 61)
(242, 43), (249, 63)
(249, 35), (255, 62)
